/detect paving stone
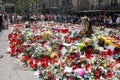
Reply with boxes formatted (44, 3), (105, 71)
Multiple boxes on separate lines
(0, 27), (39, 80)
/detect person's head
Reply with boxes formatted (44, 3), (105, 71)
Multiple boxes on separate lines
(109, 16), (112, 19)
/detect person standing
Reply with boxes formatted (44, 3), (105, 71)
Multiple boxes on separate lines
(81, 16), (89, 32)
(108, 16), (113, 28)
(40, 14), (44, 21)
(116, 15), (120, 24)
(0, 13), (3, 32)
(104, 16), (109, 27)
(0, 12), (3, 58)
(2, 12), (9, 29)
(44, 14), (49, 21)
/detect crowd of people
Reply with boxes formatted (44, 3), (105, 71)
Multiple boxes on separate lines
(0, 12), (120, 32)
(9, 13), (120, 27)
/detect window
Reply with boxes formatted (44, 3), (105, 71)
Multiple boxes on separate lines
(62, 1), (65, 6)
(66, 0), (69, 5)
(99, 0), (104, 9)
(56, 0), (59, 6)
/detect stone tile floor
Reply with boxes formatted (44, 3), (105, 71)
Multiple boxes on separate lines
(0, 26), (39, 80)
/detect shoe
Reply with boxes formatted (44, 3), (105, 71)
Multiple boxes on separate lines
(0, 55), (3, 58)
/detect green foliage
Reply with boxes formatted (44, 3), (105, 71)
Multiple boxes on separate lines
(3, 0), (36, 13)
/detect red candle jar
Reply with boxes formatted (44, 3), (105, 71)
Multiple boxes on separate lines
(107, 71), (113, 78)
(67, 77), (72, 80)
(60, 28), (68, 34)
(95, 69), (101, 79)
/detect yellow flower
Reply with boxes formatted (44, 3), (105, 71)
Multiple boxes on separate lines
(27, 60), (30, 63)
(43, 31), (51, 38)
(72, 46), (77, 51)
(99, 36), (106, 41)
(50, 52), (56, 59)
(92, 38), (97, 42)
(84, 40), (89, 46)
(103, 59), (107, 68)
(48, 48), (52, 53)
(78, 43), (85, 50)
(105, 40), (111, 45)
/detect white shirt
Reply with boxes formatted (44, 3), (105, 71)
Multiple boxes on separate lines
(116, 17), (120, 24)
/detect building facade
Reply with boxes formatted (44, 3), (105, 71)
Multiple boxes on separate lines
(70, 0), (120, 11)
(94, 0), (111, 9)
(0, 0), (2, 11)
(38, 0), (120, 13)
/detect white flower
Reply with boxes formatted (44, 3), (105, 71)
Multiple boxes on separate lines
(64, 66), (73, 73)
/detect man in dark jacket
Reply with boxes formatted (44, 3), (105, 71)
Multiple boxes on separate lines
(0, 13), (3, 58)
(0, 13), (3, 32)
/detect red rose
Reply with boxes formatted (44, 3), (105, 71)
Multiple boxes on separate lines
(30, 63), (38, 69)
(22, 55), (30, 62)
(8, 34), (13, 40)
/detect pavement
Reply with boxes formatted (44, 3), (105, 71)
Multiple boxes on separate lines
(0, 26), (39, 80)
